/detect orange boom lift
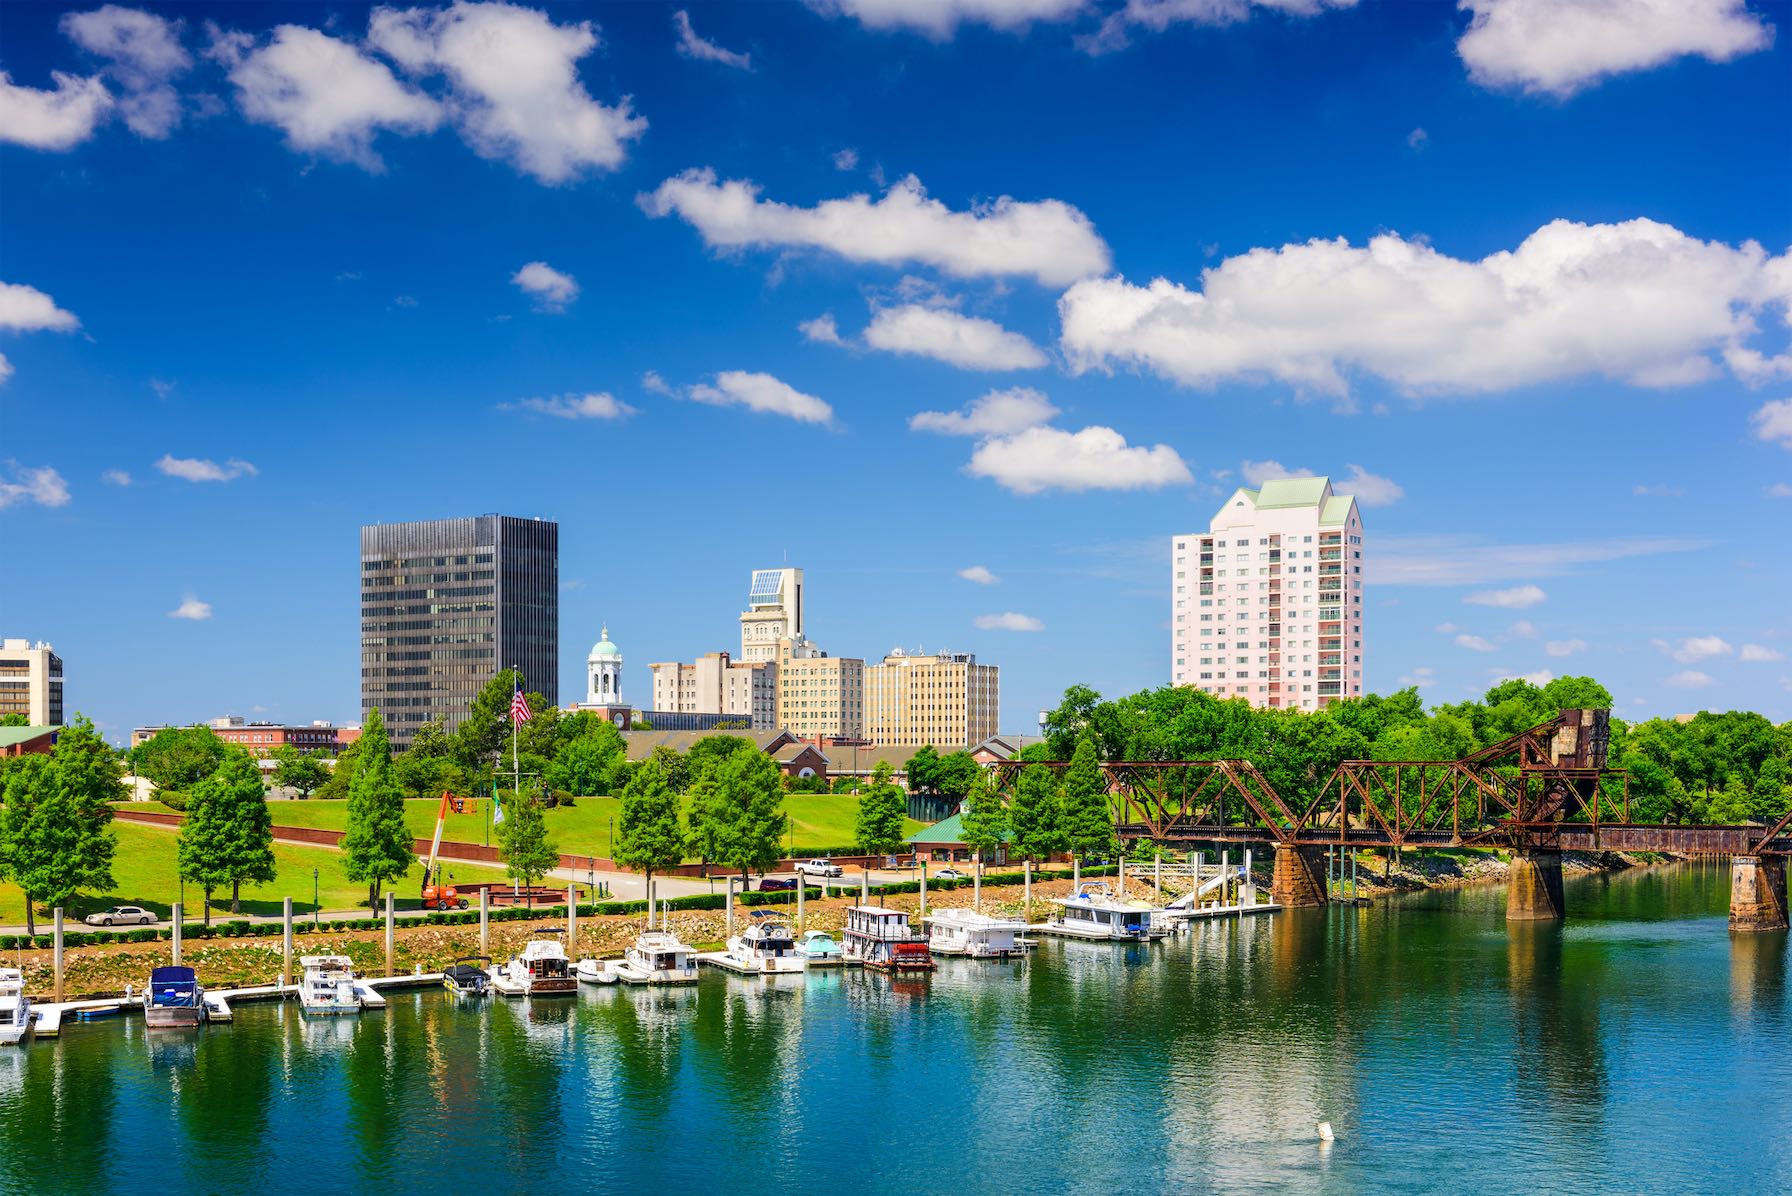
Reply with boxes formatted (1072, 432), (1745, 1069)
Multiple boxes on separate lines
(420, 790), (472, 910)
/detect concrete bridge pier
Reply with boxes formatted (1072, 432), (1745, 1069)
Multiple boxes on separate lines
(1507, 851), (1567, 921)
(1271, 844), (1327, 907)
(1728, 855), (1789, 933)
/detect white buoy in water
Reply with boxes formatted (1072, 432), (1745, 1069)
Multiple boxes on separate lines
(1317, 1122), (1335, 1142)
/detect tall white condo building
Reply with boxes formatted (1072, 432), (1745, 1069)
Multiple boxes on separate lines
(1172, 477), (1364, 711)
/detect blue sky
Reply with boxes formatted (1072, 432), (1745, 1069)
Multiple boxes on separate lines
(2, 0), (1790, 743)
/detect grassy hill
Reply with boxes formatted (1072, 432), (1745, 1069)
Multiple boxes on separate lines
(0, 819), (511, 925)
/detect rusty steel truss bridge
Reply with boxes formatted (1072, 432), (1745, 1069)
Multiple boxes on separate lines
(991, 708), (1792, 859)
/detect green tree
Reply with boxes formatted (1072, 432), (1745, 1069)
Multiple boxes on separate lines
(312, 737), (361, 801)
(270, 744), (329, 798)
(934, 751), (982, 803)
(714, 749), (789, 884)
(904, 745), (941, 795)
(1060, 737), (1115, 860)
(0, 716), (121, 933)
(685, 776), (729, 864)
(544, 724), (625, 795)
(0, 713), (27, 727)
(613, 758), (686, 896)
(452, 669), (545, 772)
(958, 772), (1009, 863)
(130, 724), (227, 792)
(1750, 756), (1789, 823)
(179, 749), (276, 919)
(497, 789), (559, 893)
(342, 707), (413, 908)
(855, 760), (908, 860)
(407, 716), (453, 760)
(1008, 756), (1064, 862)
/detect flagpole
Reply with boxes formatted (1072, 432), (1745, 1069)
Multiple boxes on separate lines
(511, 664), (521, 799)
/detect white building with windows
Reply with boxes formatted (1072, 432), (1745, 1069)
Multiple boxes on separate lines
(1171, 477), (1364, 711)
(740, 567), (803, 662)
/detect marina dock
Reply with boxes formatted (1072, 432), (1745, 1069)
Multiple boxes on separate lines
(26, 972), (443, 1032)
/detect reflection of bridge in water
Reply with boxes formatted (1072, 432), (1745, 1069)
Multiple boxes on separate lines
(993, 709), (1792, 932)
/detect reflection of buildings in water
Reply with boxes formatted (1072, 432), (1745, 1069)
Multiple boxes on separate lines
(1729, 932), (1786, 1020)
(0, 1043), (22, 1099)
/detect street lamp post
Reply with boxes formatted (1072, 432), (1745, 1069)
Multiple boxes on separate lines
(312, 867), (319, 929)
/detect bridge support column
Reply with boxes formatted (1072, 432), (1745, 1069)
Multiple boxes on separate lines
(1507, 850), (1566, 922)
(1271, 845), (1327, 908)
(1728, 855), (1789, 934)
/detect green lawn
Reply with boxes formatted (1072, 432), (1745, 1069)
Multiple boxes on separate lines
(0, 820), (510, 926)
(250, 792), (923, 858)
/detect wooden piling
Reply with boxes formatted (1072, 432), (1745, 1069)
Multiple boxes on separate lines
(282, 897), (293, 986)
(567, 886), (577, 948)
(383, 890), (395, 977)
(797, 875), (806, 930)
(860, 870), (869, 905)
(974, 861), (982, 912)
(1073, 857), (1080, 889)
(53, 908), (64, 1003)
(1118, 856), (1126, 896)
(919, 863), (928, 916)
(479, 887), (489, 957)
(725, 876), (735, 936)
(1155, 852), (1162, 895)
(1023, 859), (1031, 913)
(171, 901), (182, 965)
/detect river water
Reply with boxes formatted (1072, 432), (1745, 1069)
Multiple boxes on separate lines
(1, 862), (1787, 1195)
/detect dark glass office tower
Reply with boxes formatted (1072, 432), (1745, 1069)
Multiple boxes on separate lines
(360, 514), (557, 747)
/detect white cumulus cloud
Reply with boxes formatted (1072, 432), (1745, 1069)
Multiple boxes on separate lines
(911, 386), (1061, 437)
(0, 282), (81, 332)
(959, 565), (1000, 585)
(863, 304), (1047, 370)
(1664, 669), (1716, 689)
(215, 23), (442, 170)
(814, 0), (1090, 38)
(1496, 668), (1556, 686)
(974, 611), (1045, 631)
(0, 463), (71, 510)
(61, 5), (192, 137)
(1508, 619), (1537, 638)
(673, 9), (751, 69)
(799, 313), (846, 345)
(1085, 0), (1356, 53)
(0, 70), (113, 150)
(1768, 483), (1792, 498)
(1544, 638), (1587, 657)
(511, 260), (579, 310)
(686, 370), (833, 424)
(1059, 217), (1792, 396)
(504, 393), (635, 420)
(1375, 534), (1703, 586)
(1652, 634), (1733, 663)
(1456, 634), (1498, 652)
(1398, 665), (1436, 689)
(368, 1), (647, 183)
(168, 595), (212, 620)
(1752, 399), (1792, 449)
(1240, 459), (1314, 486)
(1458, 0), (1774, 98)
(155, 454), (258, 482)
(1464, 584), (1546, 609)
(1740, 643), (1785, 662)
(101, 468), (132, 486)
(1340, 464), (1404, 507)
(640, 168), (1110, 286)
(968, 425), (1192, 495)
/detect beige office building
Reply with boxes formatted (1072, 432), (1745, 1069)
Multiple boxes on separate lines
(774, 638), (864, 739)
(864, 649), (999, 748)
(0, 638), (64, 726)
(740, 567), (803, 663)
(647, 651), (778, 731)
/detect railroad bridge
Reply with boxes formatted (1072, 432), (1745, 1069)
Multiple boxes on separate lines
(992, 709), (1791, 933)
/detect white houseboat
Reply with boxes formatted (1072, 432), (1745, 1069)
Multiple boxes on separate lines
(495, 936), (578, 996)
(723, 912), (807, 975)
(0, 968), (30, 1046)
(143, 966), (208, 1028)
(297, 955), (362, 1015)
(924, 908), (1029, 959)
(580, 931), (700, 986)
(842, 906), (934, 972)
(1044, 882), (1159, 942)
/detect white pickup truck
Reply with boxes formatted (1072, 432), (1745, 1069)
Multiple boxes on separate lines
(794, 858), (844, 878)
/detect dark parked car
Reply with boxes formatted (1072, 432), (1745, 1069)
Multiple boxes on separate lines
(758, 877), (798, 891)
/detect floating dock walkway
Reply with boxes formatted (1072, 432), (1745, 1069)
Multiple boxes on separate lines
(25, 972), (441, 1034)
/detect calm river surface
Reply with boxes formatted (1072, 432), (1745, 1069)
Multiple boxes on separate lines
(2, 862), (1787, 1194)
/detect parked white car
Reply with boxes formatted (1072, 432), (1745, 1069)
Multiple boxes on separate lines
(794, 858), (843, 878)
(85, 906), (158, 927)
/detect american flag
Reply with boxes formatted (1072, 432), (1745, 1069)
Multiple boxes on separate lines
(509, 685), (532, 725)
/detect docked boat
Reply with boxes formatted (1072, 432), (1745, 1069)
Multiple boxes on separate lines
(575, 957), (620, 985)
(797, 929), (842, 965)
(842, 906), (934, 972)
(0, 968), (30, 1046)
(924, 908), (1029, 959)
(297, 955), (361, 1015)
(497, 936), (578, 996)
(444, 956), (492, 997)
(583, 931), (700, 986)
(143, 966), (208, 1029)
(724, 911), (807, 975)
(1045, 882), (1159, 941)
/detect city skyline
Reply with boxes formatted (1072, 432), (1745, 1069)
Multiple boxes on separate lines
(2, 1), (1789, 743)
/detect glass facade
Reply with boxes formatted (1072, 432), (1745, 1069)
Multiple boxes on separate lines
(359, 515), (557, 747)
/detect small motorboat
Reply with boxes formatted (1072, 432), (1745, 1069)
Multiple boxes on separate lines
(724, 912), (806, 975)
(575, 957), (620, 985)
(495, 933), (577, 996)
(798, 930), (842, 965)
(297, 955), (362, 1016)
(443, 957), (492, 997)
(0, 968), (31, 1046)
(143, 966), (208, 1029)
